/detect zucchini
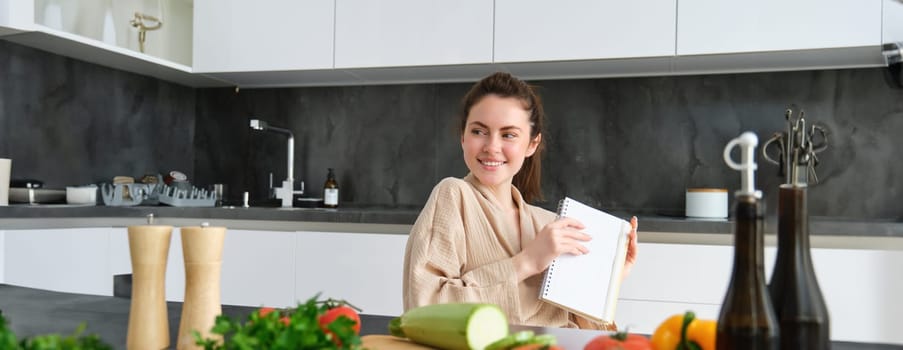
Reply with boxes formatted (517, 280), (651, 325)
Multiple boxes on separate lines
(486, 331), (557, 350)
(389, 303), (509, 350)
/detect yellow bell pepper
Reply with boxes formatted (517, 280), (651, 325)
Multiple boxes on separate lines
(650, 311), (716, 350)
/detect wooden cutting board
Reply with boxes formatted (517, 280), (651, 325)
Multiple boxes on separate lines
(361, 335), (438, 350)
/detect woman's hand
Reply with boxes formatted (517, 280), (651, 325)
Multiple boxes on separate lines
(513, 217), (591, 281)
(622, 216), (639, 279)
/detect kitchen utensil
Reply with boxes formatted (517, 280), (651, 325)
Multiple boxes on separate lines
(0, 158), (9, 206)
(762, 107), (828, 185)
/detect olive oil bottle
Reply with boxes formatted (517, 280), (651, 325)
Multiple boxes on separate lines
(718, 132), (779, 350)
(769, 185), (829, 349)
(323, 168), (339, 208)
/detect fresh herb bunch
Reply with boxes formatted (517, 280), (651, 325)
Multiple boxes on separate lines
(0, 314), (112, 350)
(194, 296), (363, 350)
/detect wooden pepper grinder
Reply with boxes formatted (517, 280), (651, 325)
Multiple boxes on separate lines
(176, 224), (226, 350)
(126, 224), (173, 350)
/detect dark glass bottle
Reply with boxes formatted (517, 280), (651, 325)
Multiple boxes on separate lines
(768, 185), (830, 349)
(323, 168), (339, 208)
(717, 193), (779, 350)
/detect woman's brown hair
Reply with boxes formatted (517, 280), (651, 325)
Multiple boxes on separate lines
(459, 72), (546, 203)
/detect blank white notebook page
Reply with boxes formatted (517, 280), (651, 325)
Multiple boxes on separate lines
(540, 197), (628, 322)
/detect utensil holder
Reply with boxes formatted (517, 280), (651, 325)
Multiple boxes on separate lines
(126, 225), (173, 350)
(176, 225), (226, 350)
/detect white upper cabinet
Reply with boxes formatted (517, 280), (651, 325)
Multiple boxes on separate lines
(0, 0), (35, 35)
(677, 0), (882, 55)
(193, 0), (334, 73)
(334, 0), (493, 69)
(886, 0), (903, 45)
(1, 0), (224, 87)
(5, 0), (894, 87)
(494, 0), (676, 63)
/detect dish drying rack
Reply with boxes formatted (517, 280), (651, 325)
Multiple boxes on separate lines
(101, 182), (160, 206)
(101, 177), (216, 207)
(157, 184), (216, 207)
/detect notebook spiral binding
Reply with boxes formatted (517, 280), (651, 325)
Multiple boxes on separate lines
(540, 198), (569, 298)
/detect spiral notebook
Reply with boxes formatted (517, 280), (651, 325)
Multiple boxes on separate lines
(539, 197), (631, 324)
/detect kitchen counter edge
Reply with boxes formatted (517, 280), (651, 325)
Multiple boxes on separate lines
(1, 205), (902, 250)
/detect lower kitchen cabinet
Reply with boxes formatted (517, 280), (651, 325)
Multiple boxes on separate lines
(0, 230), (5, 283)
(220, 229), (297, 307)
(160, 228), (297, 307)
(2, 228), (115, 296)
(616, 242), (760, 334)
(129, 227), (407, 315)
(617, 241), (903, 344)
(3, 226), (901, 343)
(294, 231), (408, 317)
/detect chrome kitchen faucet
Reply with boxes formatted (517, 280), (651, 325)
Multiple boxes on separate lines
(250, 118), (303, 207)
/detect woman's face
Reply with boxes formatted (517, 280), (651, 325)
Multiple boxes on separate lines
(461, 94), (541, 189)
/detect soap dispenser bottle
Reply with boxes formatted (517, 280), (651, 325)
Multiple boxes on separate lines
(764, 109), (830, 349)
(717, 132), (779, 350)
(324, 168), (339, 208)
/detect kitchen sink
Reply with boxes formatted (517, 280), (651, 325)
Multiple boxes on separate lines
(224, 196), (325, 209)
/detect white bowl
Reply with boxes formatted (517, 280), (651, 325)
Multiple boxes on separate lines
(67, 185), (98, 205)
(686, 188), (728, 219)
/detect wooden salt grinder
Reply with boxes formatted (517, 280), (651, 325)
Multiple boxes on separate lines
(126, 225), (173, 350)
(176, 225), (226, 350)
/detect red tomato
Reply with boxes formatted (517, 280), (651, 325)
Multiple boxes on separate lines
(584, 333), (652, 350)
(257, 307), (276, 317)
(318, 305), (362, 345)
(256, 307), (290, 326)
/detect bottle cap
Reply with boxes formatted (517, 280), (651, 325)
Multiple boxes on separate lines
(724, 131), (762, 198)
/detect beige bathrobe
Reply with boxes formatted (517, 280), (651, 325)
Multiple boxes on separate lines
(402, 174), (615, 330)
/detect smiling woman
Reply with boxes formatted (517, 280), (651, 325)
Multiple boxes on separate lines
(460, 95), (541, 201)
(402, 72), (639, 331)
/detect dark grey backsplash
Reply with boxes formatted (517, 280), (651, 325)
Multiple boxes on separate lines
(196, 70), (903, 220)
(3, 40), (902, 220)
(194, 83), (468, 209)
(0, 40), (196, 187)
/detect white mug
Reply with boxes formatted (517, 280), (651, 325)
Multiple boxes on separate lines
(0, 158), (10, 206)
